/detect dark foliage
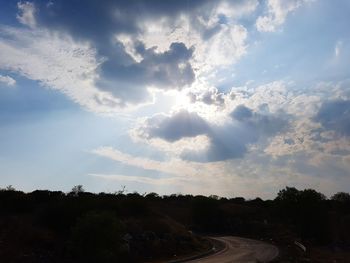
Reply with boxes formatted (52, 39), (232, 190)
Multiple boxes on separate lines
(0, 186), (349, 262)
(69, 211), (127, 263)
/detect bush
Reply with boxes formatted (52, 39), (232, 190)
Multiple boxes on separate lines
(70, 211), (127, 262)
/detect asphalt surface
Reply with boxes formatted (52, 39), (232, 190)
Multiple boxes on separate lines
(185, 236), (279, 263)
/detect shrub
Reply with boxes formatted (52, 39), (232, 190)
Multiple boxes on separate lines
(70, 211), (127, 262)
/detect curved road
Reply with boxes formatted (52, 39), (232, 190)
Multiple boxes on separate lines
(185, 236), (279, 263)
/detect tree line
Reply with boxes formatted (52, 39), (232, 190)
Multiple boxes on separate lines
(0, 185), (349, 262)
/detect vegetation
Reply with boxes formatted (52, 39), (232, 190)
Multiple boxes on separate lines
(0, 185), (349, 262)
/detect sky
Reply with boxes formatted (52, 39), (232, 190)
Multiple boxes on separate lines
(0, 0), (350, 199)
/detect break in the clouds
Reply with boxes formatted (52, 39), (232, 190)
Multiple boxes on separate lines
(1, 0), (350, 198)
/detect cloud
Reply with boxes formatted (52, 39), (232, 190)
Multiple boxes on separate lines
(136, 110), (209, 142)
(245, 82), (324, 157)
(315, 99), (350, 136)
(182, 122), (249, 162)
(335, 40), (343, 58)
(3, 1), (255, 108)
(214, 0), (259, 20)
(233, 105), (288, 135)
(136, 80), (350, 163)
(93, 146), (183, 176)
(0, 25), (121, 113)
(35, 0), (212, 40)
(92, 146), (224, 178)
(35, 1), (198, 97)
(135, 105), (288, 162)
(171, 81), (323, 160)
(256, 0), (311, 32)
(139, 17), (248, 74)
(188, 86), (226, 106)
(91, 146), (350, 199)
(196, 24), (248, 70)
(262, 81), (350, 160)
(264, 118), (321, 156)
(231, 104), (253, 121)
(91, 146), (281, 198)
(34, 0), (254, 48)
(0, 27), (194, 110)
(97, 42), (195, 104)
(17, 1), (36, 28)
(0, 74), (16, 87)
(90, 173), (191, 187)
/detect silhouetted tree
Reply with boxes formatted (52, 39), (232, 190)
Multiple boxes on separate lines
(0, 185), (16, 191)
(70, 185), (85, 197)
(275, 187), (328, 242)
(331, 192), (350, 203)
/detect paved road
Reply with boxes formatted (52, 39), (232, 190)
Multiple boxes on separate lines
(185, 236), (279, 263)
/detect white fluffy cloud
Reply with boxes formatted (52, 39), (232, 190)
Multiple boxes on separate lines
(17, 1), (37, 28)
(256, 0), (311, 32)
(138, 17), (248, 74)
(0, 74), (16, 87)
(215, 0), (259, 19)
(0, 25), (123, 113)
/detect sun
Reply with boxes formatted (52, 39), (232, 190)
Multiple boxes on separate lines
(174, 90), (194, 111)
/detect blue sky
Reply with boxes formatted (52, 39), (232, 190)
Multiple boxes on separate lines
(0, 0), (350, 198)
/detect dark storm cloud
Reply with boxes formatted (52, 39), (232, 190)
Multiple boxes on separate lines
(138, 105), (288, 162)
(31, 0), (216, 105)
(315, 100), (350, 136)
